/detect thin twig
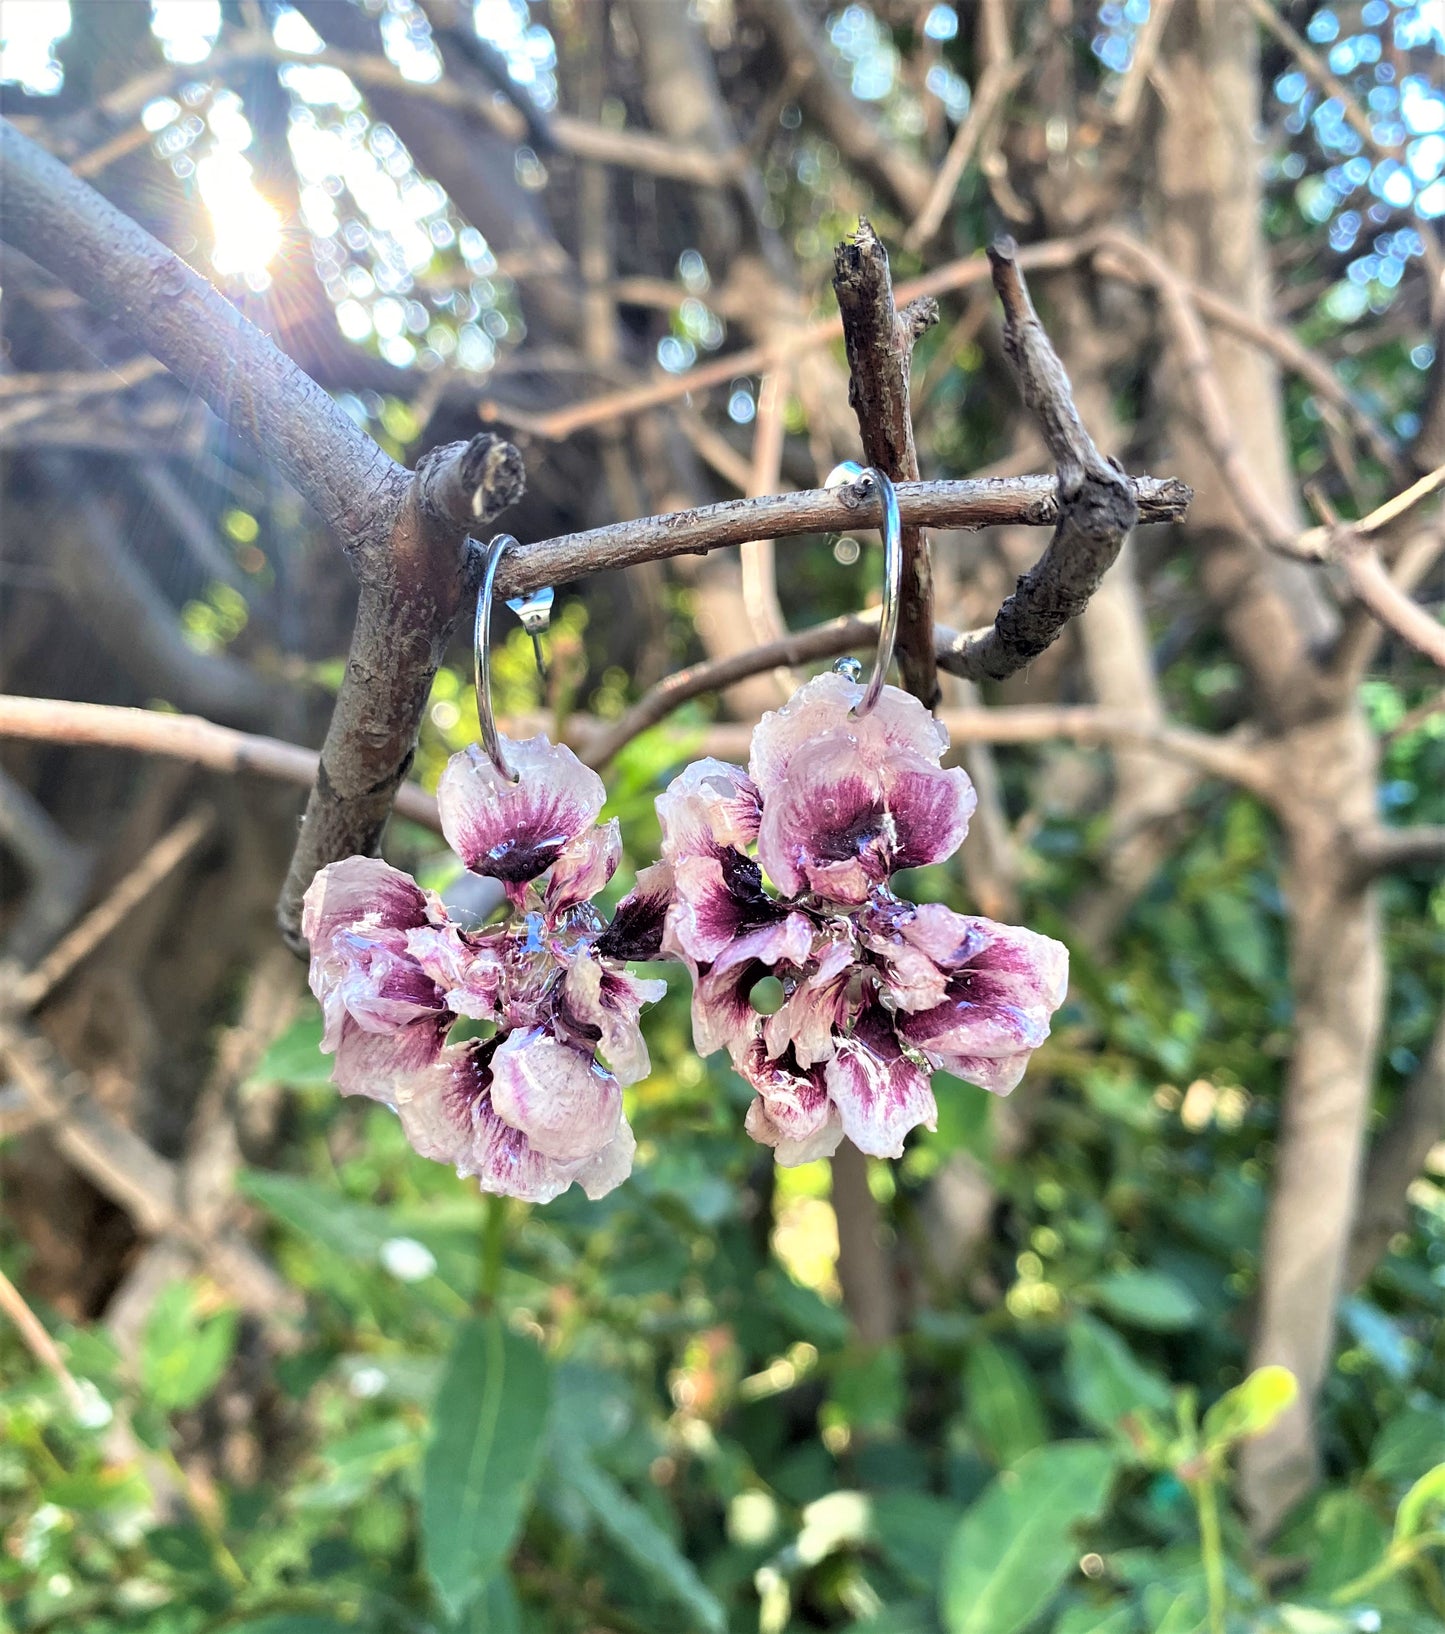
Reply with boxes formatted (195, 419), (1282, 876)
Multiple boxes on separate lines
(906, 29), (1024, 250)
(0, 1264), (91, 1416)
(0, 356), (165, 398)
(0, 1017), (300, 1326)
(738, 370), (795, 699)
(0, 695), (442, 831)
(1337, 544), (1445, 670)
(10, 808), (215, 1013)
(480, 240), (1089, 441)
(1109, 0), (1176, 127)
(1293, 462), (1445, 560)
(1346, 824), (1445, 885)
(85, 37), (740, 188)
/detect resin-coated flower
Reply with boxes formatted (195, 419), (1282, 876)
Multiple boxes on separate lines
(303, 738), (670, 1203)
(659, 673), (1068, 1163)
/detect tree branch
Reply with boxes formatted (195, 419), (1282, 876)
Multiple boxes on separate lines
(937, 242), (1141, 682)
(0, 695), (441, 832)
(1346, 1011), (1445, 1291)
(833, 220), (940, 704)
(0, 121), (524, 952)
(494, 474), (1190, 599)
(1347, 824), (1445, 886)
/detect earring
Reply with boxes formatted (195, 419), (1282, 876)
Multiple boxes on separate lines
(302, 533), (671, 1203)
(656, 466), (1070, 1165)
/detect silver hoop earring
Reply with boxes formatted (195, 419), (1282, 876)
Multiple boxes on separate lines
(824, 462), (902, 718)
(473, 532), (554, 782)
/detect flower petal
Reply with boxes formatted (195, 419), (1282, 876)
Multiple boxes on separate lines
(691, 913), (815, 1060)
(546, 818), (621, 917)
(882, 754), (977, 871)
(666, 849), (787, 965)
(762, 933), (857, 1068)
(656, 758), (762, 864)
(558, 955), (665, 1087)
(302, 856), (437, 947)
(397, 1041), (581, 1202)
(333, 1013), (449, 1103)
(595, 862), (674, 962)
(488, 1027), (623, 1162)
(406, 924), (505, 1022)
(757, 737), (976, 904)
(741, 1040), (844, 1165)
(755, 734), (892, 903)
(749, 672), (949, 797)
(572, 1116), (637, 1199)
(928, 1047), (1034, 1098)
(438, 738), (605, 888)
(824, 1008), (937, 1158)
(897, 919), (1069, 1064)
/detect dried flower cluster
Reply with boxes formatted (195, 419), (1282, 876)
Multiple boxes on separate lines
(306, 677), (1068, 1199)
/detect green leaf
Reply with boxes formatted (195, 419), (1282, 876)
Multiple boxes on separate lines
(1370, 1404), (1445, 1483)
(829, 1343), (905, 1431)
(1301, 1490), (1389, 1598)
(140, 1281), (238, 1413)
(422, 1317), (552, 1621)
(1064, 1316), (1172, 1436)
(939, 1442), (1116, 1634)
(963, 1341), (1047, 1468)
(1394, 1461), (1445, 1543)
(1201, 1366), (1298, 1450)
(553, 1445), (725, 1633)
(872, 1490), (960, 1591)
(1088, 1271), (1202, 1332)
(1051, 1604), (1136, 1634)
(467, 1573), (523, 1634)
(248, 1011), (332, 1087)
(226, 1621), (355, 1634)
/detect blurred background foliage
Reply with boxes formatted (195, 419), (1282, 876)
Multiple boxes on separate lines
(1, 1), (1444, 1632)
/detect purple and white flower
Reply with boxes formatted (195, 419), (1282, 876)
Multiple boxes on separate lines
(303, 737), (670, 1203)
(658, 672), (1069, 1163)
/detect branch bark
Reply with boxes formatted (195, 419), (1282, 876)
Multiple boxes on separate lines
(495, 474), (1189, 598)
(833, 220), (940, 705)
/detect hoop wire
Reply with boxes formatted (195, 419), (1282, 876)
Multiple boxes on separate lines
(474, 532), (519, 783)
(824, 462), (902, 717)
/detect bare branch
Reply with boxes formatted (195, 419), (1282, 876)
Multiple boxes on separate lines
(906, 6), (1023, 252)
(0, 122), (525, 950)
(1347, 1012), (1445, 1291)
(751, 0), (934, 220)
(0, 119), (404, 549)
(0, 1016), (299, 1324)
(9, 809), (215, 1014)
(0, 355), (165, 398)
(937, 242), (1140, 683)
(583, 615), (881, 766)
(1109, 0), (1176, 127)
(482, 240), (1090, 440)
(496, 474), (1190, 600)
(1347, 824), (1445, 886)
(0, 695), (441, 832)
(833, 220), (940, 704)
(0, 1264), (91, 1416)
(1337, 543), (1445, 671)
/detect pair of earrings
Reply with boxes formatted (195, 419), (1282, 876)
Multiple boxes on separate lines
(303, 469), (1069, 1203)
